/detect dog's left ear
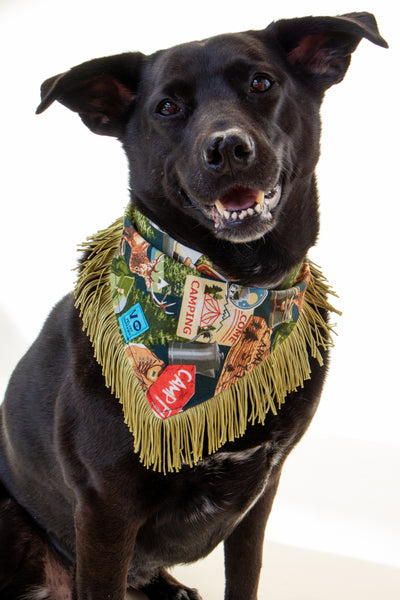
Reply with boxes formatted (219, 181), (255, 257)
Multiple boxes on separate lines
(36, 52), (145, 137)
(267, 12), (388, 90)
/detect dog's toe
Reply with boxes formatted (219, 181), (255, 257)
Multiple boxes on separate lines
(144, 585), (202, 600)
(175, 587), (202, 600)
(138, 570), (203, 600)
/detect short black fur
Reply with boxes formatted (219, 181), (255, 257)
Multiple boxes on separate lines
(1, 12), (387, 600)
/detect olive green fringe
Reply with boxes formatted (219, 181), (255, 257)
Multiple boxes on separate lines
(74, 217), (340, 473)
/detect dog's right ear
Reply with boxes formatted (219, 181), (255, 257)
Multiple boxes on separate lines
(36, 52), (145, 137)
(266, 12), (388, 91)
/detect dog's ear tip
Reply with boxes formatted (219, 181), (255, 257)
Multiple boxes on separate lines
(35, 97), (54, 114)
(36, 72), (65, 114)
(342, 11), (388, 48)
(35, 102), (46, 115)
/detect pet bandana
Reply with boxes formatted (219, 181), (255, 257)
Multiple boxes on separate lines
(74, 205), (339, 472)
(111, 209), (311, 419)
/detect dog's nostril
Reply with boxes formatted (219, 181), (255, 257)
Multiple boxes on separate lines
(235, 135), (256, 164)
(203, 136), (224, 168)
(234, 143), (251, 161)
(205, 140), (224, 168)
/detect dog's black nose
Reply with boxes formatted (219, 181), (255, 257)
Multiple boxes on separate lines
(203, 128), (255, 173)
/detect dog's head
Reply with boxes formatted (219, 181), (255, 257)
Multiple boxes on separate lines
(37, 13), (387, 286)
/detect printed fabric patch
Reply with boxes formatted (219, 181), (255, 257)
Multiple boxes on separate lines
(118, 303), (149, 342)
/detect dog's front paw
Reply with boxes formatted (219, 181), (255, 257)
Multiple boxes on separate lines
(169, 588), (202, 600)
(143, 584), (202, 600)
(139, 570), (203, 600)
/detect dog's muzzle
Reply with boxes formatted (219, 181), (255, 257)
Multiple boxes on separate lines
(179, 128), (281, 242)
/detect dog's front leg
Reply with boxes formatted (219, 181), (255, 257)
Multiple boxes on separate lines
(74, 494), (138, 600)
(224, 467), (281, 600)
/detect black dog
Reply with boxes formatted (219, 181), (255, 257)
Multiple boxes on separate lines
(0, 13), (387, 600)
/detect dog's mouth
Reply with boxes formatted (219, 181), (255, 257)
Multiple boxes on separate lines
(184, 182), (282, 242)
(213, 184), (281, 226)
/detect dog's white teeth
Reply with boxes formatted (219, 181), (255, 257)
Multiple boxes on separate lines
(220, 205), (260, 221)
(255, 190), (265, 206)
(215, 199), (225, 216)
(215, 185), (280, 224)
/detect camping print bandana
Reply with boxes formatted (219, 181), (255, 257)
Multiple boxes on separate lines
(110, 211), (311, 419)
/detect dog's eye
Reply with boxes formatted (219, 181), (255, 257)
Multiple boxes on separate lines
(250, 75), (272, 93)
(157, 100), (182, 116)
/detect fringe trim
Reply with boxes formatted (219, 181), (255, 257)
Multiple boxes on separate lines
(74, 218), (340, 473)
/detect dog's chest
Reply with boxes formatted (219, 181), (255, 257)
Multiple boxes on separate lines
(134, 443), (277, 567)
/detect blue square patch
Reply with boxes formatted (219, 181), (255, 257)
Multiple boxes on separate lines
(118, 303), (149, 342)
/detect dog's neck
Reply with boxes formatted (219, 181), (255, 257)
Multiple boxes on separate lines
(128, 174), (318, 290)
(130, 205), (302, 291)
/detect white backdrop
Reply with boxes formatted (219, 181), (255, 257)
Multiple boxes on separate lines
(0, 0), (398, 574)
